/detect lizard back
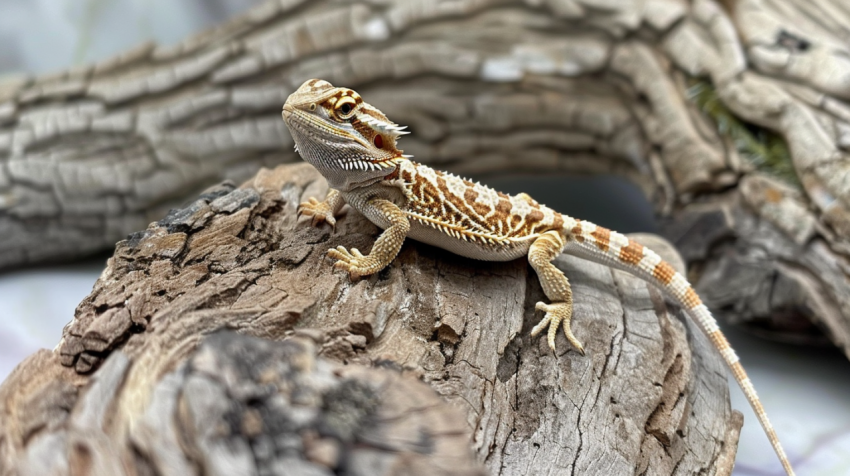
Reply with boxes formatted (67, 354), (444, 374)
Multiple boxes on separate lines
(392, 160), (566, 261)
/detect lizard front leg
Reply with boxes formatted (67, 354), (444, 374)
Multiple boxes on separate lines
(299, 188), (345, 226)
(327, 198), (410, 279)
(528, 231), (584, 354)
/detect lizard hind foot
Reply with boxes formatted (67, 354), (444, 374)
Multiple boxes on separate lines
(531, 302), (585, 355)
(298, 197), (337, 227)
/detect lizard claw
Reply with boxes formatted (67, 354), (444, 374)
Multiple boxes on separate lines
(327, 246), (378, 279)
(531, 301), (584, 355)
(298, 197), (336, 227)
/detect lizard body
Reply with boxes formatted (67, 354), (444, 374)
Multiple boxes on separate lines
(282, 79), (794, 475)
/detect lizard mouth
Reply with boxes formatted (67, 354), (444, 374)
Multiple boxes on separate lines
(282, 104), (371, 150)
(282, 103), (294, 121)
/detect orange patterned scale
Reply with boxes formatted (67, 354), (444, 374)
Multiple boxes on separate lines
(590, 227), (611, 252)
(651, 261), (676, 285)
(402, 162), (560, 243)
(618, 240), (644, 265)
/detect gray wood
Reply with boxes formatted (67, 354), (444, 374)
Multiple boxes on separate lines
(0, 164), (740, 475)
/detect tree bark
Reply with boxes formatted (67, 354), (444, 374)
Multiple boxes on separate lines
(1, 1), (849, 353)
(0, 164), (742, 475)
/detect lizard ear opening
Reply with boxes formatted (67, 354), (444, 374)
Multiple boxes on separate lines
(374, 135), (384, 149)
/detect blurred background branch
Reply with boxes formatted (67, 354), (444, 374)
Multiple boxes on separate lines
(3, 0), (850, 360)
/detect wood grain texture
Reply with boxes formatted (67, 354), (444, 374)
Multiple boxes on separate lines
(0, 164), (741, 475)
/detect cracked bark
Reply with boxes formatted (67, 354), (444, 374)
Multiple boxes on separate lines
(2, 0), (850, 360)
(0, 164), (741, 475)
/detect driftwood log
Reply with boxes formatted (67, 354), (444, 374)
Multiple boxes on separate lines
(1, 331), (486, 476)
(1, 0), (849, 359)
(0, 164), (743, 475)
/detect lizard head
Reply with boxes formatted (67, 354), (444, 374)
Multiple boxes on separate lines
(282, 79), (409, 190)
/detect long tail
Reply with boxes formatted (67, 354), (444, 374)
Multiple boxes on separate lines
(560, 217), (795, 476)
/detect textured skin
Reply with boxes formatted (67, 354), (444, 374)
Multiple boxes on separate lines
(282, 79), (795, 476)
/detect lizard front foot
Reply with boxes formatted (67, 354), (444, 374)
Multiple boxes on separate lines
(298, 197), (337, 227)
(531, 301), (585, 355)
(327, 246), (382, 279)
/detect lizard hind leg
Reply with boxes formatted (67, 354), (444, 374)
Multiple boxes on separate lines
(528, 231), (584, 354)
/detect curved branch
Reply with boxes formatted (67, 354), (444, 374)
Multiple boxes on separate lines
(2, 0), (850, 355)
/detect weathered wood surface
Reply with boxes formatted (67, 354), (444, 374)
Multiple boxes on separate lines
(1, 331), (486, 476)
(1, 0), (849, 357)
(0, 164), (742, 475)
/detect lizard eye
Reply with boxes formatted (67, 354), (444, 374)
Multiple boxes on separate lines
(334, 97), (357, 120)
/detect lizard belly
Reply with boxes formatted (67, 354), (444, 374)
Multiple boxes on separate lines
(405, 220), (532, 262)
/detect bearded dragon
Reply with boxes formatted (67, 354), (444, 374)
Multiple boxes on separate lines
(281, 78), (795, 475)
